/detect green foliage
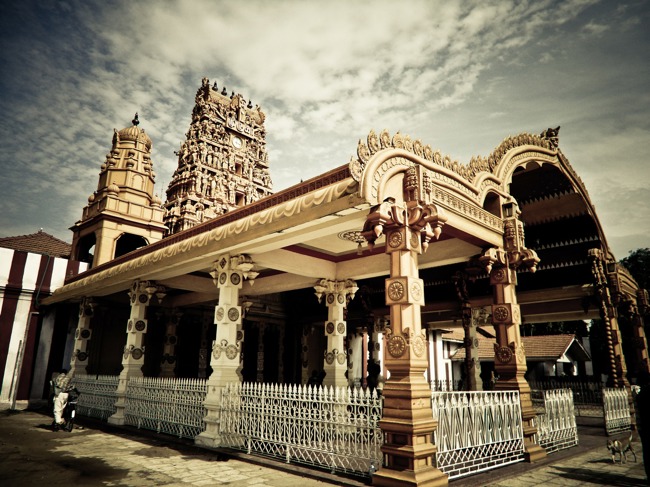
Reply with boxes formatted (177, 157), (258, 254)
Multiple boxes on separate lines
(619, 247), (650, 290)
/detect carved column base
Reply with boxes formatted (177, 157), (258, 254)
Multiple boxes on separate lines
(373, 467), (448, 487)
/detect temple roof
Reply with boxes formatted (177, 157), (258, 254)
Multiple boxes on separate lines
(0, 230), (71, 258)
(451, 333), (591, 362)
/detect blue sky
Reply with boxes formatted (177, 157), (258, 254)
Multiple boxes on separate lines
(1, 0), (648, 259)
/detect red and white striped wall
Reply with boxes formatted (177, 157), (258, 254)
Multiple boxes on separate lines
(0, 248), (87, 406)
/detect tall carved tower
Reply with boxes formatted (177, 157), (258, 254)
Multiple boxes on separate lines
(70, 114), (167, 268)
(163, 77), (273, 235)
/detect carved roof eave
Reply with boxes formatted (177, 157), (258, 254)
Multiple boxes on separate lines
(43, 177), (360, 304)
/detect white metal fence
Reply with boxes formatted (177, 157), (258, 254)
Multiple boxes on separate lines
(603, 388), (631, 435)
(532, 389), (578, 453)
(219, 382), (383, 477)
(124, 377), (208, 439)
(71, 374), (119, 421)
(431, 391), (525, 480)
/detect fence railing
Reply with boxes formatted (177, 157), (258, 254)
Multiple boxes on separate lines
(529, 378), (604, 417)
(431, 391), (525, 479)
(219, 382), (383, 477)
(71, 374), (119, 421)
(603, 388), (631, 435)
(430, 379), (462, 391)
(532, 389), (578, 453)
(124, 377), (208, 439)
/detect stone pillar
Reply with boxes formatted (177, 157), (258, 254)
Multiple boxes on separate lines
(301, 324), (311, 384)
(198, 311), (211, 379)
(257, 323), (266, 383)
(160, 310), (181, 378)
(631, 289), (650, 375)
(349, 330), (363, 388)
(479, 201), (545, 463)
(361, 175), (449, 486)
(463, 308), (485, 391)
(109, 280), (154, 425)
(589, 249), (636, 428)
(277, 323), (285, 383)
(69, 298), (94, 375)
(314, 279), (358, 388)
(196, 254), (251, 448)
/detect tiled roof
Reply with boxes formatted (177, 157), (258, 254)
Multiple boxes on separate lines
(441, 325), (496, 342)
(451, 333), (588, 361)
(0, 230), (71, 258)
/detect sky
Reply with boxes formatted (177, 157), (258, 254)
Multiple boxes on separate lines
(0, 0), (648, 260)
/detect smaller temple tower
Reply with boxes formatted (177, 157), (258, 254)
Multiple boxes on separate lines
(70, 114), (167, 267)
(163, 78), (273, 235)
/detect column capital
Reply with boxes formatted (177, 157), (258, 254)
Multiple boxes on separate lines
(313, 278), (358, 305)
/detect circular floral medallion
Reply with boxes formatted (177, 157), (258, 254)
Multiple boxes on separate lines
(236, 330), (244, 342)
(216, 307), (225, 321)
(337, 353), (346, 365)
(75, 329), (80, 339)
(84, 306), (93, 317)
(337, 294), (344, 304)
(387, 281), (405, 301)
(474, 338), (479, 348)
(302, 360), (309, 368)
(213, 346), (222, 360)
(325, 352), (335, 364)
(228, 307), (240, 322)
(389, 231), (403, 248)
(131, 348), (144, 360)
(412, 335), (426, 357)
(127, 321), (133, 332)
(80, 329), (91, 339)
(169, 335), (177, 345)
(493, 268), (506, 282)
(493, 306), (509, 322)
(225, 344), (238, 360)
(496, 346), (513, 364)
(131, 294), (136, 304)
(302, 345), (308, 353)
(374, 342), (381, 351)
(219, 272), (227, 285)
(411, 231), (420, 248)
(77, 352), (88, 362)
(138, 293), (149, 304)
(327, 294), (335, 305)
(411, 282), (422, 301)
(337, 322), (346, 334)
(387, 335), (407, 358)
(230, 273), (241, 286)
(326, 322), (335, 334)
(135, 320), (146, 331)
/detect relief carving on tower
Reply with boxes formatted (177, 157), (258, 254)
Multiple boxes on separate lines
(163, 77), (273, 235)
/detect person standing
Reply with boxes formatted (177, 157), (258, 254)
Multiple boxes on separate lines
(52, 369), (73, 431)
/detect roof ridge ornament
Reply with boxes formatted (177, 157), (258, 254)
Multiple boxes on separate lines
(132, 113), (140, 126)
(349, 128), (558, 184)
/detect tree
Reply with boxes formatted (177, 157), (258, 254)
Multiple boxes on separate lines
(620, 247), (650, 290)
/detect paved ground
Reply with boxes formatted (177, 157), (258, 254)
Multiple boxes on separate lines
(0, 408), (647, 486)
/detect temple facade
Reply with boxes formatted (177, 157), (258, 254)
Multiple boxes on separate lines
(4, 79), (648, 486)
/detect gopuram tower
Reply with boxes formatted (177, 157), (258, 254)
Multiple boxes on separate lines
(70, 114), (166, 267)
(163, 78), (273, 235)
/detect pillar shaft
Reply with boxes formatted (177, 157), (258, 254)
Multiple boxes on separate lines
(196, 254), (250, 449)
(109, 280), (153, 425)
(361, 183), (449, 486)
(69, 298), (94, 376)
(160, 311), (181, 378)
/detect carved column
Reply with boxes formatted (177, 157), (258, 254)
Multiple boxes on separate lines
(196, 254), (252, 448)
(349, 330), (363, 388)
(589, 249), (636, 429)
(301, 324), (311, 384)
(109, 280), (154, 425)
(257, 323), (266, 383)
(198, 311), (211, 378)
(160, 310), (181, 378)
(69, 297), (94, 375)
(589, 249), (629, 388)
(631, 289), (650, 375)
(479, 200), (545, 462)
(463, 308), (485, 391)
(277, 323), (285, 383)
(362, 167), (449, 486)
(314, 279), (358, 388)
